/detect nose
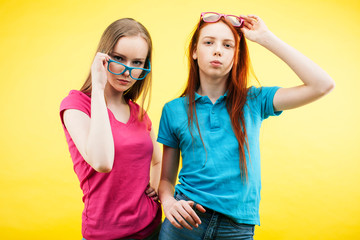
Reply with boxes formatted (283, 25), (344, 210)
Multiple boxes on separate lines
(122, 69), (130, 77)
(213, 43), (222, 57)
(122, 61), (131, 77)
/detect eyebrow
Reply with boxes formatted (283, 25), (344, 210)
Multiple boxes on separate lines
(202, 36), (235, 42)
(110, 52), (146, 61)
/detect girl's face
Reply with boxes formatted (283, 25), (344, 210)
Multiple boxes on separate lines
(193, 21), (236, 81)
(106, 36), (148, 93)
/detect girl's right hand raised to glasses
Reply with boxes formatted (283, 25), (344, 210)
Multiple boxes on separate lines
(162, 197), (206, 230)
(91, 52), (110, 90)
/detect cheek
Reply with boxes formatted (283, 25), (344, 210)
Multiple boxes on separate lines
(225, 52), (235, 66)
(197, 51), (208, 65)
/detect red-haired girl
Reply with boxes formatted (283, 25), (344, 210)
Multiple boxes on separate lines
(157, 13), (334, 239)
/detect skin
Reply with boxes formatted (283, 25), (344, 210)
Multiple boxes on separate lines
(63, 35), (161, 200)
(193, 21), (236, 103)
(159, 15), (335, 230)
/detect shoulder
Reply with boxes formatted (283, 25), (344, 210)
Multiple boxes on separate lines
(163, 97), (187, 111)
(128, 100), (152, 129)
(128, 100), (149, 118)
(60, 90), (91, 107)
(128, 100), (141, 112)
(65, 90), (90, 100)
(60, 90), (91, 117)
(246, 86), (282, 119)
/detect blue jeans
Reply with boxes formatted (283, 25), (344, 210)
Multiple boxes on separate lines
(159, 193), (255, 240)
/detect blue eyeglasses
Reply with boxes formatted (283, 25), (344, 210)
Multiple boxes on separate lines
(107, 58), (151, 80)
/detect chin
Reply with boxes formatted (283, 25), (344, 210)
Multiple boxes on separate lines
(108, 83), (131, 93)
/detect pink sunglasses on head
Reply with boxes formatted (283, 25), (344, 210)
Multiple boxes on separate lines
(200, 12), (244, 28)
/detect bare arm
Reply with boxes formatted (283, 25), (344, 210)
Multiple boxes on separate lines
(63, 53), (114, 173)
(241, 15), (335, 111)
(159, 145), (206, 230)
(145, 129), (162, 200)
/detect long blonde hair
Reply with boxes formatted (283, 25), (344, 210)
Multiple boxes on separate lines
(80, 18), (152, 119)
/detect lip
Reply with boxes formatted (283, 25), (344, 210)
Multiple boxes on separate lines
(210, 60), (222, 67)
(117, 79), (130, 85)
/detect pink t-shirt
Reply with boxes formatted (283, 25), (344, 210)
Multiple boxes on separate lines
(60, 90), (161, 240)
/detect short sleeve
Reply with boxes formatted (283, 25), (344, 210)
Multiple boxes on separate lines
(259, 86), (282, 119)
(59, 90), (91, 126)
(157, 104), (179, 148)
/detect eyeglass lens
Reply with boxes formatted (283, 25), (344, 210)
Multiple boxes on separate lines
(108, 61), (144, 79)
(202, 13), (242, 27)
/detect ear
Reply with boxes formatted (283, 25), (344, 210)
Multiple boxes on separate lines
(192, 48), (197, 60)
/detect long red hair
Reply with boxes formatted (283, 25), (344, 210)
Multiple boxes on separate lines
(181, 18), (252, 180)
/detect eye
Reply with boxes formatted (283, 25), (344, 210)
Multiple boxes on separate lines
(204, 41), (213, 45)
(132, 60), (143, 66)
(224, 43), (234, 48)
(112, 55), (123, 62)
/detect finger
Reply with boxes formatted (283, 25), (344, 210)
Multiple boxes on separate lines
(96, 52), (110, 62)
(195, 203), (207, 213)
(188, 201), (206, 219)
(176, 201), (200, 227)
(175, 202), (197, 225)
(240, 17), (253, 25)
(166, 214), (183, 229)
(145, 187), (153, 194)
(182, 202), (201, 226)
(172, 210), (193, 230)
(242, 22), (254, 29)
(240, 15), (254, 23)
(152, 196), (159, 201)
(95, 52), (108, 59)
(247, 14), (260, 20)
(147, 191), (157, 197)
(242, 15), (257, 23)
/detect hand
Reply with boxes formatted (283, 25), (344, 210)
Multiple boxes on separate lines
(162, 197), (206, 230)
(145, 184), (159, 201)
(240, 15), (271, 43)
(91, 52), (110, 90)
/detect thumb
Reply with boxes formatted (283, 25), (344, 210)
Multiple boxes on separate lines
(240, 27), (249, 35)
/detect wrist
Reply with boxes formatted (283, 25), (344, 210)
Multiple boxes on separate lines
(257, 30), (277, 47)
(160, 195), (176, 206)
(91, 84), (106, 94)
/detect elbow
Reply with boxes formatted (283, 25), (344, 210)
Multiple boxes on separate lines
(325, 78), (335, 94)
(94, 164), (113, 173)
(317, 77), (335, 96)
(86, 147), (114, 173)
(89, 157), (114, 173)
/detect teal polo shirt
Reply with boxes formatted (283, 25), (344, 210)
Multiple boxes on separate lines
(157, 86), (282, 225)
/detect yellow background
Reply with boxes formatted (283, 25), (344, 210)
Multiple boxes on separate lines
(0, 0), (359, 239)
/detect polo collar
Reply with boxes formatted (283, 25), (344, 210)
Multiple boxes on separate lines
(194, 91), (228, 103)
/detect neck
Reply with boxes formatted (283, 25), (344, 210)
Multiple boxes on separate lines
(197, 73), (228, 104)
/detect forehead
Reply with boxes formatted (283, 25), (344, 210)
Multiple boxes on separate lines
(199, 21), (235, 41)
(112, 36), (148, 58)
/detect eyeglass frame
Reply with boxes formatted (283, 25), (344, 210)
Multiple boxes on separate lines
(200, 12), (244, 28)
(107, 58), (151, 81)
